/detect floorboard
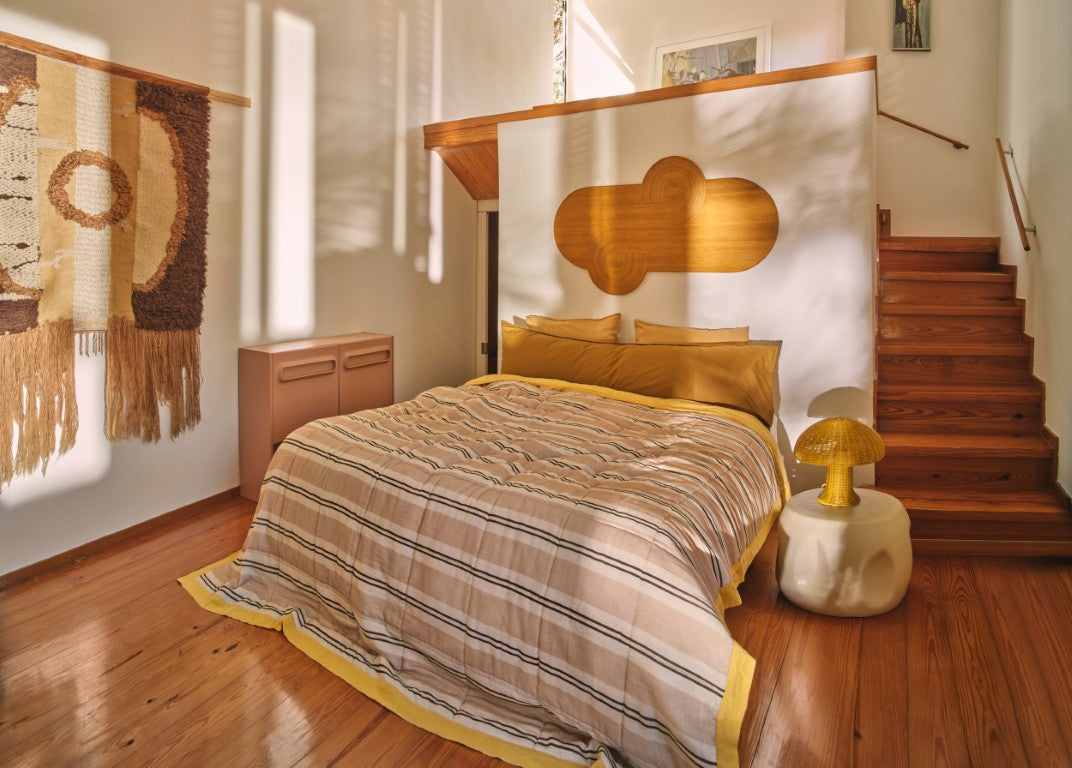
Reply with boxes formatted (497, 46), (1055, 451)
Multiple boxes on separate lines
(2, 495), (1070, 767)
(854, 593), (908, 768)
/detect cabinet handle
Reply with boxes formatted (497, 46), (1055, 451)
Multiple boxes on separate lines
(344, 347), (392, 369)
(278, 358), (336, 381)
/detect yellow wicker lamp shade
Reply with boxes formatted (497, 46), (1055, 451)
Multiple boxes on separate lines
(793, 417), (885, 507)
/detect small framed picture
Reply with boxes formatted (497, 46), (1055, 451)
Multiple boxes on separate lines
(892, 0), (931, 51)
(654, 27), (770, 89)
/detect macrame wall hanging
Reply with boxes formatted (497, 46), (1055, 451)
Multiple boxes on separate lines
(0, 32), (249, 486)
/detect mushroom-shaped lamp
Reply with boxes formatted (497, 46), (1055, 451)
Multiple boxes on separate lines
(793, 418), (885, 507)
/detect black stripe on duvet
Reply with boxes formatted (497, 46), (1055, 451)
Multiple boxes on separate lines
(262, 475), (726, 699)
(276, 439), (722, 618)
(215, 554), (716, 768)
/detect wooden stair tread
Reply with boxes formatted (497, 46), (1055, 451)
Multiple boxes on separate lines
(871, 485), (1069, 514)
(877, 342), (1029, 356)
(878, 236), (1000, 252)
(877, 383), (1041, 402)
(879, 270), (1011, 282)
(881, 432), (1053, 456)
(877, 303), (1021, 317)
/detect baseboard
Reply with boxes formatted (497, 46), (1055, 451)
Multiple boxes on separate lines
(0, 486), (242, 592)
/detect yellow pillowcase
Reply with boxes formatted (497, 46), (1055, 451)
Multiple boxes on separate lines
(635, 319), (749, 344)
(524, 313), (621, 343)
(500, 322), (779, 424)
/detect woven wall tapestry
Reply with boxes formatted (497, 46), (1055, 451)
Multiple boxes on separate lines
(0, 43), (210, 486)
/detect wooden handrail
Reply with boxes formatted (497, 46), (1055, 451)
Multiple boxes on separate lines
(996, 138), (1032, 251)
(877, 110), (968, 149)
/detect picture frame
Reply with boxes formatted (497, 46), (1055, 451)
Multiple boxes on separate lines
(892, 0), (931, 51)
(653, 26), (770, 89)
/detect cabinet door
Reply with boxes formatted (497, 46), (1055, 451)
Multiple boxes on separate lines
(271, 348), (340, 443)
(339, 336), (393, 414)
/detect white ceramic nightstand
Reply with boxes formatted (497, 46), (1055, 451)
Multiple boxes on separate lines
(776, 488), (912, 617)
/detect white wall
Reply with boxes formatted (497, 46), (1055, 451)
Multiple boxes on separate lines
(498, 69), (877, 492)
(995, 0), (1072, 493)
(0, 0), (552, 575)
(845, 0), (1000, 235)
(567, 0), (845, 99)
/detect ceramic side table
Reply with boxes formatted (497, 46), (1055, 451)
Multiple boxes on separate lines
(776, 487), (912, 617)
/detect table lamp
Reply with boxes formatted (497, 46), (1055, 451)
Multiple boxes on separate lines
(793, 418), (885, 507)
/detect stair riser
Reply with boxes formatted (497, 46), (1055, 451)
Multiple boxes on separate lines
(877, 354), (1030, 386)
(879, 279), (1015, 305)
(876, 455), (1052, 491)
(876, 400), (1042, 436)
(878, 315), (1022, 343)
(878, 251), (998, 271)
(908, 517), (1072, 542)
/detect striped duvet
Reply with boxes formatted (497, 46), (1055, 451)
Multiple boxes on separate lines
(182, 375), (788, 768)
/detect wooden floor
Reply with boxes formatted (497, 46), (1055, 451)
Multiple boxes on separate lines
(2, 496), (1070, 767)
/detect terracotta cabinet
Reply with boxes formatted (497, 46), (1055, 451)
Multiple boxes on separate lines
(238, 333), (393, 500)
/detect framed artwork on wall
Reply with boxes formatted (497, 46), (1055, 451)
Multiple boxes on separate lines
(893, 0), (931, 51)
(653, 26), (770, 89)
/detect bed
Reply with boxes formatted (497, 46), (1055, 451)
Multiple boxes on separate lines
(182, 324), (788, 768)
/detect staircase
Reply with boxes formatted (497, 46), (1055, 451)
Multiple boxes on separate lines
(873, 213), (1072, 556)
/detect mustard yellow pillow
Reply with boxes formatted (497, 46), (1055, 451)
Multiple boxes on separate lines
(524, 313), (621, 343)
(500, 322), (779, 424)
(635, 319), (749, 344)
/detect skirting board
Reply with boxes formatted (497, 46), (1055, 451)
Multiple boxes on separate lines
(0, 487), (243, 592)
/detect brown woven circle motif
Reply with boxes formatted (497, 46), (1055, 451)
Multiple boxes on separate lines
(47, 150), (133, 229)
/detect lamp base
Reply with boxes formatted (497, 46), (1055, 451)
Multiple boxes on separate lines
(817, 465), (858, 507)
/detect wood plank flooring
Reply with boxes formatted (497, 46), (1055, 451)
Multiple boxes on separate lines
(2, 496), (1070, 767)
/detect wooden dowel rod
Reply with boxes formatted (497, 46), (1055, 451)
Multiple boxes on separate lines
(995, 138), (1032, 252)
(0, 30), (251, 108)
(878, 110), (968, 149)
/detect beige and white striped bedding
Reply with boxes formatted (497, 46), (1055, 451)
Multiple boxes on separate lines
(184, 376), (787, 768)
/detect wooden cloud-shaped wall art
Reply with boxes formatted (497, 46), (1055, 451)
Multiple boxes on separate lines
(553, 156), (779, 294)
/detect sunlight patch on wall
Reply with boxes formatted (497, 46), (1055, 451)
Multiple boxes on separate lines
(567, 0), (635, 100)
(267, 8), (315, 340)
(393, 8), (409, 258)
(240, 1), (263, 344)
(425, 0), (444, 285)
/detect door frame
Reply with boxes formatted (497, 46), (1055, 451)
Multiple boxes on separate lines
(475, 200), (499, 377)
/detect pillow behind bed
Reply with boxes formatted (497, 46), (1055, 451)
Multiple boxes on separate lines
(500, 322), (779, 424)
(524, 313), (621, 342)
(635, 319), (749, 344)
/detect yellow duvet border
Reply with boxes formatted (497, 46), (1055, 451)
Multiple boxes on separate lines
(179, 375), (788, 768)
(179, 558), (594, 768)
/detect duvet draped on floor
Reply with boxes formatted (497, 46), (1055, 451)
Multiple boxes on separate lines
(182, 376), (788, 768)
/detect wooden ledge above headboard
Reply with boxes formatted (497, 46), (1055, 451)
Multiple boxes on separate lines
(423, 56), (878, 201)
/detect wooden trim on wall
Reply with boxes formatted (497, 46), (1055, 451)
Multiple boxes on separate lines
(424, 56), (877, 150)
(0, 487), (244, 592)
(424, 56), (877, 199)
